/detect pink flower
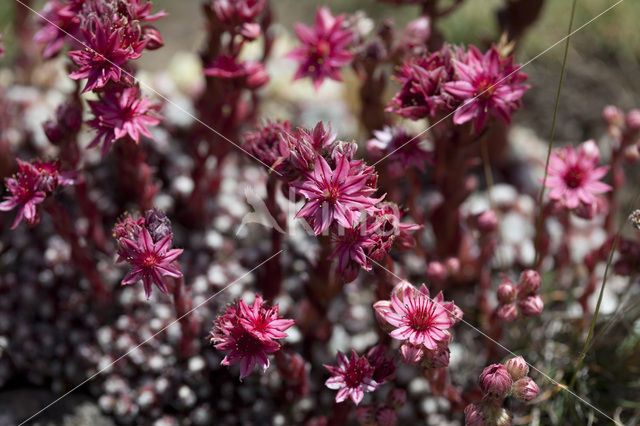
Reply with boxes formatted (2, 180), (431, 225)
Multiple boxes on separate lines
(88, 86), (161, 156)
(387, 45), (459, 119)
(34, 0), (81, 59)
(324, 350), (378, 405)
(288, 7), (354, 90)
(443, 45), (529, 133)
(211, 0), (266, 24)
(545, 140), (611, 210)
(203, 56), (269, 89)
(68, 18), (134, 93)
(0, 159), (74, 229)
(329, 219), (381, 278)
(243, 120), (292, 168)
(116, 227), (183, 299)
(366, 126), (432, 178)
(295, 153), (383, 235)
(0, 160), (46, 229)
(374, 283), (454, 351)
(210, 295), (294, 380)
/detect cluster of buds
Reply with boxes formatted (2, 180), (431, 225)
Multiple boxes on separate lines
(374, 281), (461, 367)
(465, 356), (539, 425)
(0, 159), (75, 229)
(388, 44), (529, 133)
(35, 0), (166, 156)
(324, 345), (395, 405)
(209, 294), (294, 380)
(603, 105), (640, 160)
(495, 270), (543, 322)
(113, 209), (183, 299)
(243, 121), (420, 283)
(355, 388), (406, 426)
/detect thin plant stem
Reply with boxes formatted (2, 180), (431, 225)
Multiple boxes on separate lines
(534, 0), (578, 267)
(569, 192), (640, 388)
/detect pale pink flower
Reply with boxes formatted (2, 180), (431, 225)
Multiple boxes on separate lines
(545, 140), (611, 209)
(374, 283), (454, 351)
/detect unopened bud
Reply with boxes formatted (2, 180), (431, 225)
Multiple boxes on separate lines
(512, 377), (539, 402)
(625, 109), (640, 132)
(496, 303), (518, 322)
(426, 261), (447, 283)
(144, 208), (173, 242)
(518, 295), (543, 316)
(476, 210), (498, 233)
(241, 22), (261, 41)
(479, 364), (512, 400)
(142, 26), (164, 50)
(497, 280), (516, 304)
(603, 105), (623, 126)
(517, 270), (541, 296)
(503, 356), (528, 381)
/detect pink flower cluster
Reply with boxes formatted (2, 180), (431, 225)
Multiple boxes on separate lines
(0, 159), (74, 229)
(387, 44), (529, 133)
(495, 270), (544, 323)
(209, 295), (294, 380)
(244, 121), (420, 282)
(374, 281), (462, 367)
(288, 7), (354, 90)
(465, 356), (539, 425)
(35, 0), (166, 155)
(113, 209), (183, 299)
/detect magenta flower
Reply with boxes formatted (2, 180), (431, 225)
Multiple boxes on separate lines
(374, 283), (454, 351)
(211, 0), (267, 24)
(34, 0), (81, 59)
(116, 227), (183, 299)
(295, 153), (383, 235)
(443, 45), (529, 133)
(545, 140), (611, 209)
(329, 219), (381, 279)
(243, 120), (292, 168)
(68, 19), (134, 93)
(203, 56), (269, 89)
(324, 350), (378, 405)
(288, 7), (354, 90)
(366, 126), (432, 178)
(210, 295), (294, 380)
(0, 159), (74, 229)
(0, 160), (46, 229)
(88, 86), (161, 156)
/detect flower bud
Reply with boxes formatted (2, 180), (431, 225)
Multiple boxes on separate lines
(445, 257), (460, 276)
(503, 356), (528, 381)
(512, 377), (539, 402)
(496, 303), (518, 322)
(355, 405), (375, 425)
(517, 269), (541, 296)
(142, 26), (164, 50)
(144, 208), (173, 243)
(476, 210), (498, 233)
(386, 388), (406, 409)
(241, 22), (261, 41)
(625, 109), (640, 132)
(518, 295), (543, 317)
(464, 403), (486, 426)
(497, 280), (516, 304)
(479, 364), (512, 400)
(420, 345), (450, 369)
(376, 407), (397, 426)
(57, 102), (83, 132)
(400, 16), (430, 51)
(399, 343), (423, 365)
(573, 200), (597, 220)
(603, 105), (623, 126)
(43, 120), (64, 145)
(426, 261), (447, 283)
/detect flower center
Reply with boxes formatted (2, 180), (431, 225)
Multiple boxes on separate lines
(142, 253), (157, 268)
(344, 364), (366, 388)
(476, 76), (497, 98)
(409, 305), (435, 331)
(235, 330), (264, 355)
(315, 40), (331, 59)
(564, 166), (585, 189)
